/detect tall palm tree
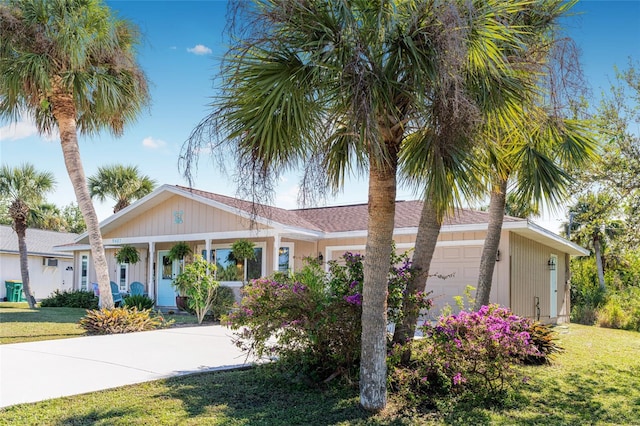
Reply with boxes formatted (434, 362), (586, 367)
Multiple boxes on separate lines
(0, 164), (55, 309)
(88, 164), (156, 213)
(474, 111), (597, 310)
(181, 0), (539, 411)
(0, 0), (149, 309)
(566, 192), (622, 291)
(392, 0), (587, 354)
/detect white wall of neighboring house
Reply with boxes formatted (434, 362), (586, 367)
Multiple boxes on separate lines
(0, 253), (74, 301)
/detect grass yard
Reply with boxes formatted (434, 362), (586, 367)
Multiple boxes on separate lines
(1, 322), (638, 425)
(0, 302), (203, 344)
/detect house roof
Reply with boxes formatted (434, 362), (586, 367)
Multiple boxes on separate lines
(0, 225), (76, 258)
(67, 184), (587, 256)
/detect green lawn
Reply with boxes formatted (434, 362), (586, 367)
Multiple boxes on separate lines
(0, 302), (203, 344)
(1, 320), (638, 425)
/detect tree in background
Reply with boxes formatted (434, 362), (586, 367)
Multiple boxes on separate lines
(566, 192), (623, 291)
(0, 0), (150, 309)
(88, 164), (156, 213)
(0, 164), (55, 308)
(60, 203), (86, 234)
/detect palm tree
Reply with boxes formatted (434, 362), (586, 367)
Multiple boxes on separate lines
(0, 0), (150, 309)
(181, 0), (541, 411)
(88, 164), (156, 213)
(566, 192), (622, 291)
(0, 164), (55, 309)
(473, 111), (597, 310)
(392, 0), (588, 353)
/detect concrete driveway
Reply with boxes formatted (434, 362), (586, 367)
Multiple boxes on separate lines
(0, 325), (252, 408)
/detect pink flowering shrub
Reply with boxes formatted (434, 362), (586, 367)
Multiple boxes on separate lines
(224, 253), (363, 381)
(224, 249), (428, 382)
(389, 305), (543, 406)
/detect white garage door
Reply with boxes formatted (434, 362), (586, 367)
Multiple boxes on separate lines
(424, 245), (483, 319)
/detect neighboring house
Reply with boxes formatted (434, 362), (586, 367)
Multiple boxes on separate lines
(55, 184), (588, 323)
(0, 225), (77, 301)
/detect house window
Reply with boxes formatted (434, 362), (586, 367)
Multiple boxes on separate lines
(80, 254), (89, 291)
(278, 246), (290, 272)
(212, 243), (265, 282)
(118, 263), (129, 292)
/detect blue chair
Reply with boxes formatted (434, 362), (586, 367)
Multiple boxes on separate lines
(110, 281), (125, 307)
(129, 281), (145, 296)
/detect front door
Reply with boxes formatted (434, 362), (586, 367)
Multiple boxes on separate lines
(60, 260), (74, 293)
(550, 254), (558, 318)
(157, 250), (180, 306)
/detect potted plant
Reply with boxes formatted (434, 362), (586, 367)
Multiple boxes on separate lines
(168, 241), (192, 262)
(172, 255), (219, 323)
(168, 242), (193, 309)
(231, 239), (255, 285)
(115, 245), (140, 264)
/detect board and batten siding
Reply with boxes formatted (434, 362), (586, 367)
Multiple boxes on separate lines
(510, 233), (568, 323)
(102, 195), (269, 239)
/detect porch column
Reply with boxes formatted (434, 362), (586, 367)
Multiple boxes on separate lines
(273, 234), (281, 275)
(147, 241), (155, 300)
(205, 238), (212, 275)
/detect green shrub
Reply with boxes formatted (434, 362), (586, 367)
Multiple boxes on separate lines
(597, 287), (640, 331)
(40, 290), (98, 309)
(123, 294), (155, 310)
(79, 307), (173, 335)
(173, 255), (219, 324)
(209, 286), (235, 320)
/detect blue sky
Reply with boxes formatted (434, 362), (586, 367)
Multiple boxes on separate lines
(1, 0), (639, 232)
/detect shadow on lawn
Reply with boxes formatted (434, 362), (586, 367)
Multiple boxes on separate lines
(159, 366), (407, 425)
(0, 307), (87, 323)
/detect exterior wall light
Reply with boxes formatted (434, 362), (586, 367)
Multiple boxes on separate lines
(495, 250), (501, 262)
(548, 257), (557, 270)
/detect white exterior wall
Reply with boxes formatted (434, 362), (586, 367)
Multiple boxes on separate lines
(0, 253), (74, 301)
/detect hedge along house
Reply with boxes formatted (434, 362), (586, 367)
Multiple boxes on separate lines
(1, 225), (77, 301)
(55, 184), (587, 323)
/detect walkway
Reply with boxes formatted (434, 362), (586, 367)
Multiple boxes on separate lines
(0, 325), (252, 408)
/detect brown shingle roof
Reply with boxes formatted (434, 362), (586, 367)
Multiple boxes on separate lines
(173, 186), (522, 233)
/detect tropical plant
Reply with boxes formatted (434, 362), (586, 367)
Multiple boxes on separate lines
(172, 255), (219, 324)
(168, 241), (192, 262)
(566, 192), (623, 291)
(115, 245), (140, 264)
(180, 0), (513, 410)
(0, 163), (55, 308)
(231, 239), (255, 285)
(0, 0), (150, 309)
(392, 0), (591, 355)
(88, 164), (156, 213)
(79, 307), (172, 335)
(124, 294), (155, 311)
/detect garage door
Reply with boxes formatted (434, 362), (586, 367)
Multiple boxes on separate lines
(423, 245), (483, 319)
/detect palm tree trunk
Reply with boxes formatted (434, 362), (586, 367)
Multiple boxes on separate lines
(9, 200), (35, 308)
(391, 195), (441, 363)
(359, 152), (397, 412)
(594, 237), (606, 291)
(474, 178), (508, 311)
(51, 86), (114, 309)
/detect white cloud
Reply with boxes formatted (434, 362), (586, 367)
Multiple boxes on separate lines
(0, 119), (57, 142)
(142, 136), (168, 149)
(275, 184), (300, 210)
(187, 44), (212, 55)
